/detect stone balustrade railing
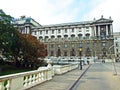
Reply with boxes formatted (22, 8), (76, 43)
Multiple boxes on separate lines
(0, 67), (52, 90)
(53, 64), (78, 74)
(0, 63), (78, 90)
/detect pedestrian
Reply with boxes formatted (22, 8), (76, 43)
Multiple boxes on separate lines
(79, 60), (82, 70)
(87, 60), (89, 65)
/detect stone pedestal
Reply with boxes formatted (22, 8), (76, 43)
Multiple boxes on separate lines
(47, 59), (52, 69)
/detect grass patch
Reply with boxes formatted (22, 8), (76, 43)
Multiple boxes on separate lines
(0, 64), (35, 76)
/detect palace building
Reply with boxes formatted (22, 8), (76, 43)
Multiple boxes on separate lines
(13, 15), (114, 59)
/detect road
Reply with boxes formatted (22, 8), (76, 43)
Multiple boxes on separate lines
(72, 63), (120, 90)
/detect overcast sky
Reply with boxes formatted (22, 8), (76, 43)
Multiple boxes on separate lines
(0, 0), (120, 32)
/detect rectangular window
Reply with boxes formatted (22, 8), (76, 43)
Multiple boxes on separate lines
(40, 31), (42, 35)
(51, 51), (54, 56)
(116, 49), (118, 52)
(65, 29), (67, 33)
(58, 29), (61, 33)
(51, 44), (54, 48)
(86, 27), (89, 29)
(79, 29), (82, 32)
(117, 54), (119, 57)
(46, 30), (48, 34)
(116, 43), (118, 47)
(86, 30), (89, 32)
(52, 30), (54, 34)
(86, 27), (89, 32)
(72, 28), (74, 32)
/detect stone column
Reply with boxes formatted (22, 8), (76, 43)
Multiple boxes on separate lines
(98, 25), (100, 36)
(110, 24), (113, 36)
(25, 26), (31, 34)
(24, 27), (27, 34)
(94, 26), (96, 36)
(106, 25), (108, 36)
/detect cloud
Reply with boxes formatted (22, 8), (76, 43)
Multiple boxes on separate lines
(0, 0), (84, 24)
(82, 0), (120, 32)
(0, 0), (119, 32)
(36, 0), (78, 24)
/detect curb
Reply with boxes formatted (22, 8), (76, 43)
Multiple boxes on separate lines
(68, 64), (92, 90)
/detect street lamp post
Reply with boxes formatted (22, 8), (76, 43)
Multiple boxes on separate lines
(79, 48), (82, 70)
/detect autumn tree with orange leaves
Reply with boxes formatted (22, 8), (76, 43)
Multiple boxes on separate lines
(15, 33), (46, 68)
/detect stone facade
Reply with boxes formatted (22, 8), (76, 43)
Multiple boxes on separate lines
(14, 15), (114, 59)
(13, 16), (41, 34)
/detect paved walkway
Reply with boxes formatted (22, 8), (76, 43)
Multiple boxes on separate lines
(26, 65), (89, 90)
(26, 63), (120, 90)
(72, 63), (120, 90)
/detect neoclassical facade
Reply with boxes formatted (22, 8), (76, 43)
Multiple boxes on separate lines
(14, 15), (114, 59)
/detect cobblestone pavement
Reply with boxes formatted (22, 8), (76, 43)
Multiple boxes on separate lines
(26, 65), (89, 90)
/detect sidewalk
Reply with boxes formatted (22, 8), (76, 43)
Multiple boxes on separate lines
(27, 65), (90, 90)
(72, 63), (120, 90)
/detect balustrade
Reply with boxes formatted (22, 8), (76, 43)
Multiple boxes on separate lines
(0, 68), (52, 90)
(0, 63), (78, 90)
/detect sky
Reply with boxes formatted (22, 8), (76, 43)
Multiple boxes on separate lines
(0, 0), (120, 32)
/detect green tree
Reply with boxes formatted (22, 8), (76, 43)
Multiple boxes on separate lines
(0, 11), (19, 58)
(0, 10), (46, 68)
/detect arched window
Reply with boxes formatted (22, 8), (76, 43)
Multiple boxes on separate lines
(86, 33), (90, 39)
(64, 51), (67, 56)
(51, 35), (55, 41)
(51, 51), (54, 56)
(71, 34), (75, 41)
(45, 36), (48, 41)
(64, 35), (68, 40)
(70, 48), (75, 56)
(78, 34), (82, 40)
(57, 48), (61, 57)
(39, 36), (43, 40)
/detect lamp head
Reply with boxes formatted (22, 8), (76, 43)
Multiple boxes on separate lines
(80, 48), (82, 51)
